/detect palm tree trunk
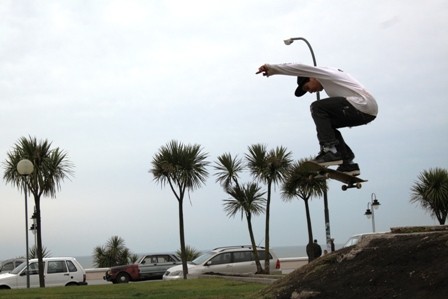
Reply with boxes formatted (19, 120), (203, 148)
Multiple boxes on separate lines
(264, 183), (271, 274)
(246, 214), (263, 273)
(35, 198), (45, 287)
(304, 198), (316, 262)
(435, 210), (447, 225)
(178, 198), (188, 279)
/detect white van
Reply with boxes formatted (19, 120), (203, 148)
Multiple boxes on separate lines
(0, 257), (87, 289)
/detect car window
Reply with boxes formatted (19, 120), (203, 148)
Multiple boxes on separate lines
(1, 262), (14, 272)
(343, 236), (361, 247)
(11, 262), (27, 275)
(47, 261), (68, 274)
(192, 252), (214, 265)
(233, 251), (252, 263)
(143, 256), (156, 264)
(253, 250), (272, 260)
(28, 262), (39, 275)
(209, 253), (231, 265)
(67, 260), (78, 272)
(158, 255), (174, 263)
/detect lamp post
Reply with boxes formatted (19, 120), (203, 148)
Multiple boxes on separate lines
(30, 207), (38, 249)
(364, 193), (381, 232)
(284, 37), (331, 250)
(17, 159), (34, 289)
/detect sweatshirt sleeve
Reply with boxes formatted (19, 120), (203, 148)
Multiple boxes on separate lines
(265, 63), (334, 80)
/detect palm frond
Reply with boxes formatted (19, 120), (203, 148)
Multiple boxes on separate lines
(223, 183), (266, 219)
(281, 159), (327, 202)
(214, 153), (244, 189)
(150, 140), (209, 193)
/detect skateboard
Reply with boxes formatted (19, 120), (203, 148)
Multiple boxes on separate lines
(302, 161), (367, 191)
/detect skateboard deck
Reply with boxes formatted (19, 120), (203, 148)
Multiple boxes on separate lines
(302, 161), (367, 191)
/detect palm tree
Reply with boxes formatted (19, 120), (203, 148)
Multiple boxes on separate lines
(175, 245), (201, 261)
(214, 153), (266, 273)
(150, 140), (209, 279)
(3, 136), (74, 287)
(411, 168), (448, 225)
(223, 182), (266, 273)
(29, 245), (51, 259)
(214, 153), (244, 189)
(246, 144), (292, 273)
(93, 236), (138, 267)
(281, 159), (327, 262)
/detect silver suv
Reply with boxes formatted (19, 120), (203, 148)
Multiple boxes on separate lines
(163, 245), (281, 280)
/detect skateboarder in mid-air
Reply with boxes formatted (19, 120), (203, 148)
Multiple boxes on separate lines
(256, 63), (378, 176)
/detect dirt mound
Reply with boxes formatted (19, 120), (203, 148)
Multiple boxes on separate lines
(259, 227), (448, 299)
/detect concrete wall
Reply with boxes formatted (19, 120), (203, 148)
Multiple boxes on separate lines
(279, 257), (308, 274)
(86, 268), (108, 281)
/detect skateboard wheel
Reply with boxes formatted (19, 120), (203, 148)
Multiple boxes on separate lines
(356, 183), (362, 189)
(342, 185), (348, 191)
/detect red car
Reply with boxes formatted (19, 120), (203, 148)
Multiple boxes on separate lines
(104, 253), (181, 283)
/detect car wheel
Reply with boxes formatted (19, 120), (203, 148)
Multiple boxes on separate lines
(116, 272), (130, 283)
(66, 282), (79, 286)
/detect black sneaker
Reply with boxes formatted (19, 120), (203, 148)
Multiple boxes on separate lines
(343, 153), (355, 164)
(336, 163), (360, 176)
(312, 151), (343, 166)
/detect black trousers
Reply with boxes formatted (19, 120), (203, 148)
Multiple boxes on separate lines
(310, 97), (376, 162)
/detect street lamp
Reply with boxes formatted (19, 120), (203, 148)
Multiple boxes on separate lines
(283, 37), (320, 100)
(17, 159), (34, 289)
(365, 193), (381, 232)
(285, 37), (331, 250)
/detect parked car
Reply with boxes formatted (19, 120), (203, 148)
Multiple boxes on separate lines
(163, 245), (281, 280)
(104, 253), (181, 283)
(0, 258), (25, 274)
(343, 232), (389, 248)
(0, 257), (87, 289)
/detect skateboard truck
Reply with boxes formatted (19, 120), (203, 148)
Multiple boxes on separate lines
(341, 182), (363, 191)
(303, 161), (367, 191)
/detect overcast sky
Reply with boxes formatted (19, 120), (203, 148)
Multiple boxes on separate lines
(1, 0), (447, 260)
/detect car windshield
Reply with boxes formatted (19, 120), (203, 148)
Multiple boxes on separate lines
(10, 261), (27, 274)
(191, 252), (214, 265)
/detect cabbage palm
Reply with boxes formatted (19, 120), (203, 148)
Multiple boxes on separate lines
(246, 144), (292, 273)
(150, 140), (209, 279)
(214, 153), (244, 189)
(28, 245), (51, 260)
(281, 159), (327, 262)
(223, 182), (266, 273)
(411, 168), (448, 225)
(215, 153), (266, 273)
(175, 245), (201, 262)
(3, 136), (74, 287)
(93, 236), (138, 267)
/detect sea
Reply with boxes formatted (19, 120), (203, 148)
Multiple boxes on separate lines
(74, 245), (311, 269)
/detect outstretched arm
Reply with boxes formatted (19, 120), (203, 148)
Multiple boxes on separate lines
(256, 63), (333, 80)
